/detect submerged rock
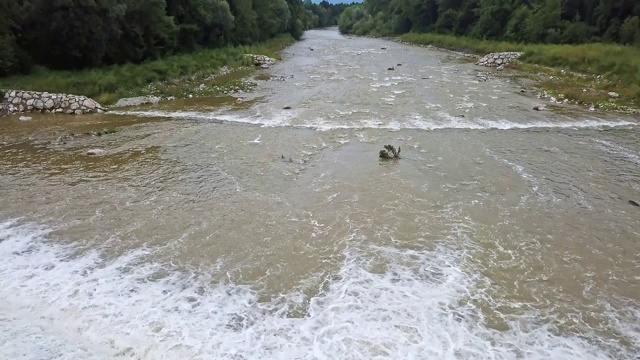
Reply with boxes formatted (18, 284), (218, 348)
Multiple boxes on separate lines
(86, 149), (106, 156)
(19, 116), (32, 121)
(114, 96), (161, 108)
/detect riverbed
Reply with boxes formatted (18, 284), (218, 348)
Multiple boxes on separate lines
(1, 29), (639, 359)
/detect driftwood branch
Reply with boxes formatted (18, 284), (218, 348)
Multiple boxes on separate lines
(379, 145), (401, 160)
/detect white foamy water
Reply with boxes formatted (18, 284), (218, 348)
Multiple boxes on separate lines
(593, 139), (640, 165)
(1, 219), (636, 360)
(111, 110), (637, 132)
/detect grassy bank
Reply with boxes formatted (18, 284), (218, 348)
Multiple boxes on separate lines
(0, 34), (295, 106)
(401, 33), (640, 109)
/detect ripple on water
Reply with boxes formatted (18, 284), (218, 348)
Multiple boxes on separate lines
(0, 219), (638, 359)
(111, 108), (637, 133)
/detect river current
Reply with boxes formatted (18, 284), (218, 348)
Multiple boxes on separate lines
(1, 29), (639, 359)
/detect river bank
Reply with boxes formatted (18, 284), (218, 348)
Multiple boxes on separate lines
(397, 33), (640, 114)
(0, 35), (295, 108)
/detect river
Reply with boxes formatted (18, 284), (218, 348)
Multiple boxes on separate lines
(1, 29), (639, 359)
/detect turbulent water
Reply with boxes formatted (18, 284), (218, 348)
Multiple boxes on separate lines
(1, 29), (639, 359)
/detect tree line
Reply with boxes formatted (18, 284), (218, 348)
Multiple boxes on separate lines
(339, 0), (640, 45)
(0, 0), (349, 77)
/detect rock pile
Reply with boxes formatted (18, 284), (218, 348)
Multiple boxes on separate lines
(248, 54), (276, 69)
(476, 52), (523, 68)
(1, 90), (106, 116)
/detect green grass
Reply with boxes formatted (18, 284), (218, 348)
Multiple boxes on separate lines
(0, 34), (295, 106)
(400, 33), (640, 106)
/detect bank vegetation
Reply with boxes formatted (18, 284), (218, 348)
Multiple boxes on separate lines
(339, 0), (640, 105)
(0, 0), (350, 104)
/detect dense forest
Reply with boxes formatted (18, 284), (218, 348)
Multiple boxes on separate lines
(339, 0), (640, 45)
(0, 0), (349, 77)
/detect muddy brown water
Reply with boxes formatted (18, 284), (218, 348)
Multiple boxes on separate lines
(1, 29), (639, 359)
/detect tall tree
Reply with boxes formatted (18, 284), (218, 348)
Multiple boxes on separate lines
(254, 0), (292, 41)
(338, 0), (640, 46)
(166, 0), (234, 52)
(17, 0), (124, 69)
(228, 0), (259, 44)
(107, 0), (177, 63)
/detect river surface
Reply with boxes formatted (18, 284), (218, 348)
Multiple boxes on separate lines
(1, 29), (639, 359)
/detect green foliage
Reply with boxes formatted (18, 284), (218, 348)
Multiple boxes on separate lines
(338, 0), (640, 104)
(0, 0), (345, 77)
(620, 16), (640, 45)
(254, 0), (292, 41)
(0, 34), (16, 77)
(110, 0), (178, 63)
(338, 0), (640, 46)
(400, 32), (640, 103)
(166, 0), (234, 52)
(0, 35), (296, 105)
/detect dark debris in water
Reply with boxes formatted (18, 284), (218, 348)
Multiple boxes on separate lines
(379, 144), (401, 160)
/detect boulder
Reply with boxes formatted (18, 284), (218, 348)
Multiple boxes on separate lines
(83, 99), (96, 110)
(476, 52), (523, 67)
(19, 116), (32, 121)
(250, 54), (276, 68)
(86, 149), (106, 156)
(608, 92), (619, 99)
(114, 96), (161, 107)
